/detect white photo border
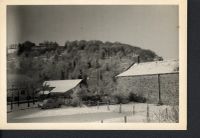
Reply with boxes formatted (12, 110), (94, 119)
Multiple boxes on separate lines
(0, 0), (187, 130)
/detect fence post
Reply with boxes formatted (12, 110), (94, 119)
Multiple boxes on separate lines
(11, 99), (13, 111)
(33, 94), (35, 105)
(27, 87), (30, 108)
(119, 103), (122, 113)
(107, 101), (110, 111)
(27, 97), (30, 107)
(165, 108), (168, 120)
(11, 85), (13, 110)
(146, 104), (150, 122)
(133, 105), (135, 115)
(124, 116), (127, 123)
(17, 89), (20, 107)
(97, 101), (99, 109)
(32, 86), (35, 105)
(79, 101), (81, 107)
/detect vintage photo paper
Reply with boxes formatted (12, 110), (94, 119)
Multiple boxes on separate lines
(0, 0), (187, 130)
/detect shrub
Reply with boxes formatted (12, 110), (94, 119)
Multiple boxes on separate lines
(82, 94), (101, 103)
(152, 106), (179, 123)
(70, 97), (81, 107)
(129, 92), (146, 103)
(70, 87), (83, 107)
(170, 106), (179, 123)
(101, 96), (111, 103)
(112, 93), (129, 104)
(106, 97), (118, 104)
(75, 87), (88, 99)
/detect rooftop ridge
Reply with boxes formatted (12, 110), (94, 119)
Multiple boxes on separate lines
(134, 59), (178, 65)
(117, 59), (179, 77)
(44, 79), (82, 82)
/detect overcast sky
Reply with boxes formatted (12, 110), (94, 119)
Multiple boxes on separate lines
(7, 5), (178, 59)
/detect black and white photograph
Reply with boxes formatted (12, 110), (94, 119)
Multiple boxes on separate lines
(0, 0), (187, 130)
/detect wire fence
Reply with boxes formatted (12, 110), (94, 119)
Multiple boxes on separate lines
(95, 103), (178, 123)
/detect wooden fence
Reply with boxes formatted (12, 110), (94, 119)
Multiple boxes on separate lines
(7, 84), (41, 112)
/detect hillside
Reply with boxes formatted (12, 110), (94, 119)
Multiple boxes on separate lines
(7, 40), (163, 97)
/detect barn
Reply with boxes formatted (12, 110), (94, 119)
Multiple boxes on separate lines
(38, 79), (82, 98)
(116, 60), (179, 105)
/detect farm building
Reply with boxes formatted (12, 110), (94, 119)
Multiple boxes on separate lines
(116, 60), (179, 105)
(39, 79), (83, 98)
(7, 44), (18, 54)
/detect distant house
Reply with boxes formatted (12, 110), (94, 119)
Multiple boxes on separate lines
(116, 60), (179, 105)
(39, 79), (82, 98)
(7, 44), (18, 54)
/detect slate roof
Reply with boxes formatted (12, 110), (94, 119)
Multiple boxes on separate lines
(117, 60), (179, 77)
(43, 79), (82, 93)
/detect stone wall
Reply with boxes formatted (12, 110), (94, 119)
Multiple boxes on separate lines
(116, 73), (179, 105)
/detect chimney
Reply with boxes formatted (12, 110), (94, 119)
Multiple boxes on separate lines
(137, 56), (140, 64)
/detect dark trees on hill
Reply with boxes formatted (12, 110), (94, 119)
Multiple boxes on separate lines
(11, 40), (162, 99)
(17, 41), (36, 55)
(39, 41), (59, 47)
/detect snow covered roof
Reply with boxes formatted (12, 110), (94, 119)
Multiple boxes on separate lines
(43, 79), (82, 93)
(117, 60), (179, 77)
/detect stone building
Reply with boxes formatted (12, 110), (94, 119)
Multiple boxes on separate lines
(116, 60), (179, 105)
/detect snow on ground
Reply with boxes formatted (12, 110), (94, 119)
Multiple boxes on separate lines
(8, 102), (177, 123)
(15, 105), (110, 119)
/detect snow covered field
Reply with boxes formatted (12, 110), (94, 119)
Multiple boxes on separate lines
(8, 102), (178, 123)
